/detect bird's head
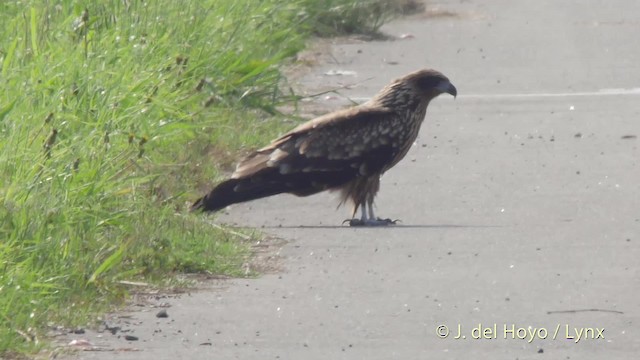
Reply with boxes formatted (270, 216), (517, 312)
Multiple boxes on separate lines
(373, 69), (456, 110)
(404, 69), (457, 99)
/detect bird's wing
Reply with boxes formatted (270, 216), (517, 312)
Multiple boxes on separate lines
(232, 106), (398, 180)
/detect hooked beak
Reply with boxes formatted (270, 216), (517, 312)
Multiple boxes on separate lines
(436, 80), (457, 98)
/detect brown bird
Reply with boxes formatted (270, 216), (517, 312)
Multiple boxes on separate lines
(192, 69), (457, 226)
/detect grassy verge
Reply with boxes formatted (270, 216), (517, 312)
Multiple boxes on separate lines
(0, 0), (405, 355)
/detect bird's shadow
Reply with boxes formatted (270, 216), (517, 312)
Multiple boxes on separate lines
(264, 224), (502, 230)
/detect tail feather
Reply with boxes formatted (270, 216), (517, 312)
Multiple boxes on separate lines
(191, 167), (356, 213)
(191, 176), (288, 212)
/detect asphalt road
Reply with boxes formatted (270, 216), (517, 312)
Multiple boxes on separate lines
(70, 0), (640, 359)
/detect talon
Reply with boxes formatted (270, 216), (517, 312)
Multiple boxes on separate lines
(368, 218), (396, 226)
(377, 218), (401, 225)
(343, 218), (364, 226)
(346, 219), (365, 227)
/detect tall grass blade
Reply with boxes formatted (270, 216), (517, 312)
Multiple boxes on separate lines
(89, 245), (125, 284)
(30, 7), (38, 56)
(1, 38), (18, 77)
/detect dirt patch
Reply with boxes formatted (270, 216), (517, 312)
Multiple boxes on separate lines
(244, 235), (288, 275)
(422, 7), (459, 19)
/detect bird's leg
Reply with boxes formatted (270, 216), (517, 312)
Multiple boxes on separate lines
(342, 178), (398, 226)
(367, 201), (376, 220)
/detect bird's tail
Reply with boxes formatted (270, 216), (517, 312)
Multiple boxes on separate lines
(191, 174), (291, 213)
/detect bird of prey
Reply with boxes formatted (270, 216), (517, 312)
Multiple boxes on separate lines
(192, 69), (456, 226)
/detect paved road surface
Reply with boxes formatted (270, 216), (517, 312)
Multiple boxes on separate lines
(70, 0), (640, 359)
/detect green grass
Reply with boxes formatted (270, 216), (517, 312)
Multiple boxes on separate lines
(0, 0), (402, 356)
